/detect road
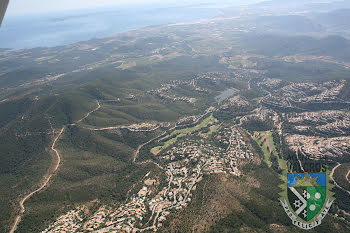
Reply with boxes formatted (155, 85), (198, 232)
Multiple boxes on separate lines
(10, 100), (101, 233)
(132, 110), (216, 163)
(296, 145), (306, 172)
(227, 127), (238, 152)
(82, 124), (160, 132)
(10, 127), (65, 233)
(330, 162), (350, 196)
(133, 131), (167, 163)
(73, 100), (101, 125)
(131, 111), (215, 164)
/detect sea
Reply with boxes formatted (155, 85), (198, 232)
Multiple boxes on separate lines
(0, 1), (262, 50)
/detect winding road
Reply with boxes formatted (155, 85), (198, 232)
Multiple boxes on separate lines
(10, 127), (65, 233)
(132, 131), (167, 163)
(330, 162), (350, 196)
(10, 100), (101, 233)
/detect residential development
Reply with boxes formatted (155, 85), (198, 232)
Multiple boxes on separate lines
(42, 125), (253, 232)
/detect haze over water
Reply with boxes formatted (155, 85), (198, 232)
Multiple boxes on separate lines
(0, 1), (262, 50)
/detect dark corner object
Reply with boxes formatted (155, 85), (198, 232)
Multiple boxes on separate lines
(0, 0), (9, 27)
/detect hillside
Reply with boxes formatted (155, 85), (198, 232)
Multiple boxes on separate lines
(1, 3), (350, 232)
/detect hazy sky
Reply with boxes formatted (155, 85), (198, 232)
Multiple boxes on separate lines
(7, 0), (160, 15)
(7, 0), (263, 16)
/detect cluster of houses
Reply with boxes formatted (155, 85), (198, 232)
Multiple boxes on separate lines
(42, 207), (85, 233)
(286, 134), (350, 160)
(145, 78), (209, 104)
(259, 79), (347, 108)
(43, 125), (253, 232)
(128, 123), (160, 132)
(285, 110), (350, 160)
(288, 110), (350, 135)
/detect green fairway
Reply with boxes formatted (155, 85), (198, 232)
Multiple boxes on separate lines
(170, 114), (218, 137)
(253, 131), (272, 167)
(151, 115), (217, 154)
(253, 131), (287, 170)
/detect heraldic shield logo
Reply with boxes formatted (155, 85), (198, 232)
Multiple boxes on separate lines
(280, 173), (334, 230)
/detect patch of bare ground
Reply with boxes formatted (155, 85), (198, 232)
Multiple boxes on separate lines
(239, 227), (262, 232)
(269, 224), (289, 233)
